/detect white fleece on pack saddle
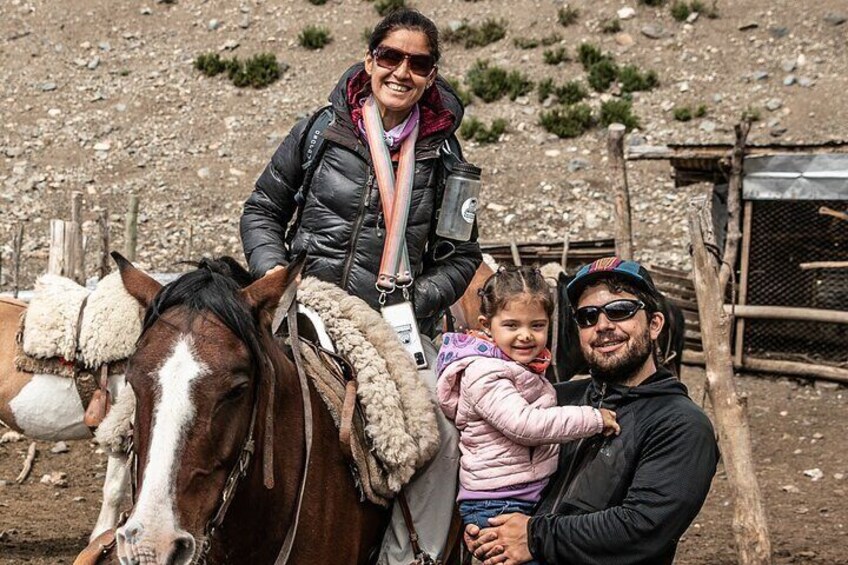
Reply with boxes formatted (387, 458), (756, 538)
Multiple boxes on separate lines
(23, 272), (143, 367)
(297, 277), (440, 491)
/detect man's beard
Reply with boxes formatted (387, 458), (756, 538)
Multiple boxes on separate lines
(582, 326), (654, 385)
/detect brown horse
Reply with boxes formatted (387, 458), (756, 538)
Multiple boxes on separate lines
(96, 255), (387, 564)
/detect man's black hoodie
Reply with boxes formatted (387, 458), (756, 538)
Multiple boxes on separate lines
(528, 368), (719, 564)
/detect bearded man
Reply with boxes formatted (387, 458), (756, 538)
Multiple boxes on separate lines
(465, 257), (719, 565)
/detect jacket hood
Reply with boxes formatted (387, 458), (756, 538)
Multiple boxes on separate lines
(587, 367), (689, 406)
(328, 62), (464, 142)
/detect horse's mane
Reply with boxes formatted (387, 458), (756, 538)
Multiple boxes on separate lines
(141, 257), (264, 362)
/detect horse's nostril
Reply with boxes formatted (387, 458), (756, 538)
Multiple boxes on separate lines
(168, 531), (196, 565)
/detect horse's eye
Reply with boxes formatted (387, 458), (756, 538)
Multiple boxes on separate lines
(223, 382), (249, 402)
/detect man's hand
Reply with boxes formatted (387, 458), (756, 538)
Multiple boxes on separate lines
(466, 513), (533, 565)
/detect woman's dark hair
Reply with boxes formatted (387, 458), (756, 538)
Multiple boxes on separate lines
(368, 8), (441, 63)
(479, 266), (555, 319)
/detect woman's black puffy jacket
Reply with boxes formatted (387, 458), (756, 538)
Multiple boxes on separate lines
(240, 63), (482, 332)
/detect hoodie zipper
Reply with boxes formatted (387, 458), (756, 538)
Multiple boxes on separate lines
(340, 168), (374, 291)
(550, 382), (608, 510)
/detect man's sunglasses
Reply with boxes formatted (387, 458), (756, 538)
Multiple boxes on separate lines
(372, 46), (436, 77)
(575, 299), (645, 328)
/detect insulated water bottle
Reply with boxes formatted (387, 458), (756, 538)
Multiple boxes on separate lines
(436, 162), (482, 241)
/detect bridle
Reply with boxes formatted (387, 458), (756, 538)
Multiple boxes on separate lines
(128, 297), (312, 565)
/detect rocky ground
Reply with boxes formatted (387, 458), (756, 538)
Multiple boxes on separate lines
(1, 0), (847, 563)
(1, 0), (847, 287)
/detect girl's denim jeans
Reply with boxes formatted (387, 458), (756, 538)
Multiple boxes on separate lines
(459, 498), (539, 564)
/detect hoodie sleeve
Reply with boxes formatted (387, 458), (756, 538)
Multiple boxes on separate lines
(527, 410), (718, 564)
(465, 364), (603, 446)
(240, 115), (311, 279)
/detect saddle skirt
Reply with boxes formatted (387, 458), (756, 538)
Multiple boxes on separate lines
(295, 278), (441, 499)
(20, 272), (143, 369)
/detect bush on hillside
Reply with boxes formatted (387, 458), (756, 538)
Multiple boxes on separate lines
(443, 19), (508, 49)
(619, 65), (659, 93)
(601, 18), (622, 33)
(588, 59), (619, 91)
(557, 5), (580, 26)
(578, 43), (608, 70)
(466, 60), (534, 102)
(542, 47), (570, 65)
(227, 53), (283, 88)
(539, 104), (594, 138)
(374, 0), (405, 16)
(600, 98), (640, 130)
(299, 25), (333, 49)
(460, 117), (507, 144)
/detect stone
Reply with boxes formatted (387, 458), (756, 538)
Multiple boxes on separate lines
(140, 6), (152, 15)
(712, 93), (723, 103)
(823, 12), (847, 26)
(486, 203), (507, 213)
(503, 214), (516, 225)
(700, 120), (717, 133)
(197, 167), (211, 179)
(781, 484), (801, 494)
(93, 141), (111, 151)
(781, 59), (797, 73)
(208, 19), (221, 31)
(770, 126), (787, 137)
(87, 56), (100, 70)
(615, 33), (634, 47)
(798, 76), (813, 87)
(679, 81), (689, 92)
(40, 82), (57, 92)
(222, 39), (240, 51)
(640, 24), (665, 39)
(544, 149), (561, 158)
(40, 471), (68, 487)
(765, 98), (783, 111)
(804, 468), (824, 481)
(752, 70), (769, 81)
(0, 431), (25, 443)
(815, 380), (841, 390)
(686, 12), (699, 24)
(567, 159), (589, 172)
(617, 7), (636, 20)
(447, 20), (463, 32)
(768, 26), (790, 39)
(48, 108), (61, 117)
(738, 22), (759, 31)
(783, 75), (796, 86)
(50, 441), (69, 454)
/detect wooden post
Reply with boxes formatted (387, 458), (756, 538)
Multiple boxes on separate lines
(69, 192), (85, 284)
(509, 240), (522, 266)
(48, 220), (70, 276)
(124, 194), (139, 262)
(98, 210), (110, 279)
(734, 201), (753, 365)
(185, 225), (194, 262)
(560, 232), (570, 273)
(607, 123), (633, 260)
(719, 121), (751, 293)
(12, 224), (23, 298)
(688, 195), (772, 565)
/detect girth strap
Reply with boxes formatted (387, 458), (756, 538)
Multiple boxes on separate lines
(398, 488), (438, 565)
(274, 298), (314, 564)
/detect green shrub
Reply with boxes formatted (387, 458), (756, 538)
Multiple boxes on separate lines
(557, 5), (580, 27)
(194, 53), (231, 76)
(741, 106), (761, 122)
(671, 1), (691, 21)
(374, 0), (405, 16)
(445, 77), (474, 107)
(513, 37), (539, 49)
(619, 65), (659, 93)
(555, 80), (588, 105)
(466, 60), (534, 102)
(578, 43), (607, 70)
(444, 18), (507, 49)
(460, 117), (507, 144)
(541, 33), (562, 46)
(538, 78), (555, 102)
(539, 104), (594, 138)
(299, 25), (333, 49)
(601, 18), (622, 33)
(588, 59), (619, 92)
(600, 98), (640, 130)
(307, 0), (329, 4)
(227, 53), (283, 88)
(695, 104), (708, 117)
(542, 47), (570, 65)
(673, 106), (693, 122)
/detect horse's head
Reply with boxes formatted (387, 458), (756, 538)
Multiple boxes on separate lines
(111, 253), (302, 565)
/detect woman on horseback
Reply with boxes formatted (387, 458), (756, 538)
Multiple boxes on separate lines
(240, 8), (481, 564)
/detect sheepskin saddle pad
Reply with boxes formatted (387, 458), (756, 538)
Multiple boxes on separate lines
(18, 272), (142, 374)
(296, 277), (441, 499)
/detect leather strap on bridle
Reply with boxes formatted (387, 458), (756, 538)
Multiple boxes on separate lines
(338, 379), (358, 461)
(273, 298), (313, 565)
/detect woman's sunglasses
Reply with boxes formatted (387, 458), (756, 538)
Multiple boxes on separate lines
(575, 299), (645, 328)
(372, 45), (436, 77)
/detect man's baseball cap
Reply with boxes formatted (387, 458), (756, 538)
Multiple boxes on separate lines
(566, 257), (660, 305)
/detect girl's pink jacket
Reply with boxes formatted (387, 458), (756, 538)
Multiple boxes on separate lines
(437, 356), (603, 491)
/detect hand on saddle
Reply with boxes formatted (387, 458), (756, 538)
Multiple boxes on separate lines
(464, 513), (533, 565)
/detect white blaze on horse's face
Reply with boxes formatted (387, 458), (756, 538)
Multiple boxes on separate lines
(117, 336), (202, 565)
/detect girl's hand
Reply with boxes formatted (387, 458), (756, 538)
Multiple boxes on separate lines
(600, 408), (620, 437)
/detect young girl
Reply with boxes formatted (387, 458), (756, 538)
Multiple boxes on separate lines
(436, 266), (620, 544)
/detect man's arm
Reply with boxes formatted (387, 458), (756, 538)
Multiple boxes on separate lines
(527, 413), (718, 564)
(240, 117), (311, 279)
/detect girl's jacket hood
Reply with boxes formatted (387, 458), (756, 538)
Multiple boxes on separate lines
(436, 332), (510, 420)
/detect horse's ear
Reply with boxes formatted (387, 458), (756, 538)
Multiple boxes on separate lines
(112, 251), (162, 308)
(241, 254), (306, 315)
